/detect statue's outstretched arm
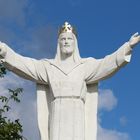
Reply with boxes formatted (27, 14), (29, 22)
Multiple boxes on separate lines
(0, 42), (48, 84)
(85, 33), (140, 84)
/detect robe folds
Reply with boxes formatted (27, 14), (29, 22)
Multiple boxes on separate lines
(1, 42), (132, 140)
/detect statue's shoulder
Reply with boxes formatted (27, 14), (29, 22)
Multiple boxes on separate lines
(81, 57), (97, 64)
(39, 58), (53, 62)
(39, 58), (54, 66)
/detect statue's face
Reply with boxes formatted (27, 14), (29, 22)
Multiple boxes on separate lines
(59, 32), (75, 55)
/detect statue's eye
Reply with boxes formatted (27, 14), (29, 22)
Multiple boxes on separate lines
(68, 37), (73, 40)
(61, 38), (66, 41)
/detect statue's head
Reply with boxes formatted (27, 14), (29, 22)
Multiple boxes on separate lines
(58, 32), (75, 55)
(58, 22), (77, 55)
(55, 22), (81, 62)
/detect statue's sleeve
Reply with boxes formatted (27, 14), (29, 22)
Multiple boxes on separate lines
(85, 42), (132, 84)
(0, 46), (48, 84)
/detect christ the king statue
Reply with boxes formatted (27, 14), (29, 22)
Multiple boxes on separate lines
(0, 22), (140, 140)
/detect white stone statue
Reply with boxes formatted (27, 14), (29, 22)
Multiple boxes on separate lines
(0, 22), (140, 140)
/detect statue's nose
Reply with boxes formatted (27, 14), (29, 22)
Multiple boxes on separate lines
(65, 40), (68, 44)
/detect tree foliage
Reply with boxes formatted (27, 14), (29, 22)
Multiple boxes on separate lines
(0, 64), (26, 140)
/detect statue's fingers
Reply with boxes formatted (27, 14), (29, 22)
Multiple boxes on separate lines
(132, 32), (139, 37)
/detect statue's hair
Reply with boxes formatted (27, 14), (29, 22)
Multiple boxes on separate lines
(54, 33), (81, 63)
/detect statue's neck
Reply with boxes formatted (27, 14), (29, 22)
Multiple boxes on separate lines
(60, 53), (74, 64)
(58, 53), (77, 69)
(53, 53), (81, 74)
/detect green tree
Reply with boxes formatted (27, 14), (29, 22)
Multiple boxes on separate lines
(0, 64), (26, 140)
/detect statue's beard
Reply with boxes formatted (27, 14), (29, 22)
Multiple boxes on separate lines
(60, 47), (74, 56)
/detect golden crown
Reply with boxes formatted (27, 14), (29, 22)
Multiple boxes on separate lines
(58, 22), (77, 37)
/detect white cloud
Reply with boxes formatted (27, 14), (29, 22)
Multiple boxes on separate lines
(0, 0), (28, 26)
(0, 0), (57, 60)
(0, 72), (25, 96)
(0, 72), (39, 140)
(21, 25), (57, 59)
(97, 124), (131, 140)
(97, 89), (131, 140)
(98, 89), (118, 111)
(0, 24), (57, 59)
(120, 116), (128, 127)
(0, 26), (17, 44)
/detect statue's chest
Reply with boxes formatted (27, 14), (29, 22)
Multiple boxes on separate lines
(47, 64), (86, 97)
(48, 62), (85, 80)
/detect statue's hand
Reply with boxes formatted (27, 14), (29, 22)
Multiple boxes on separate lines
(0, 41), (7, 58)
(129, 32), (140, 48)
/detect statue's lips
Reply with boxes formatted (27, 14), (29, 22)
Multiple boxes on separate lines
(64, 45), (70, 47)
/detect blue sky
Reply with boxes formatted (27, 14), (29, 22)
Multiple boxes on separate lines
(0, 0), (140, 140)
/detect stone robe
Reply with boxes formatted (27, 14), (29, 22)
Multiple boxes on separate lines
(1, 42), (132, 140)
